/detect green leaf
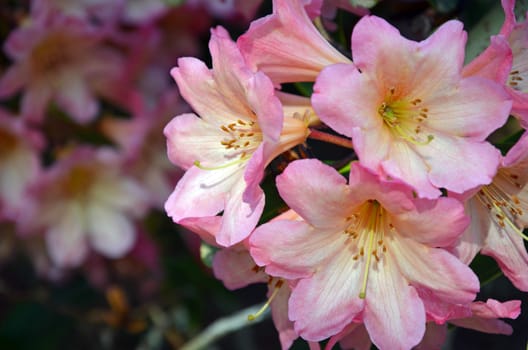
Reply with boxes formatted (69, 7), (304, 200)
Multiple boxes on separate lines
(200, 242), (219, 268)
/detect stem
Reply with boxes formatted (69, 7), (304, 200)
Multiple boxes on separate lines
(180, 303), (269, 350)
(308, 129), (354, 149)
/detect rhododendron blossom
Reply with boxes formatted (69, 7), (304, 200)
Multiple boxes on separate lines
(452, 132), (528, 291)
(0, 14), (123, 123)
(250, 159), (478, 349)
(0, 110), (42, 219)
(165, 26), (312, 247)
(21, 148), (149, 268)
(312, 16), (512, 199)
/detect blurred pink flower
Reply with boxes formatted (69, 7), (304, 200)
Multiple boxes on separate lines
(0, 110), (42, 220)
(188, 0), (264, 21)
(0, 13), (124, 124)
(250, 160), (477, 348)
(164, 26), (311, 247)
(102, 90), (186, 208)
(21, 147), (149, 268)
(31, 0), (123, 25)
(312, 16), (511, 199)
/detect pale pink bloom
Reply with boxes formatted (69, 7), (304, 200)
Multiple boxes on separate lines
(0, 110), (42, 220)
(21, 147), (149, 268)
(102, 91), (185, 209)
(0, 14), (124, 124)
(238, 0), (351, 85)
(451, 132), (528, 291)
(164, 26), (312, 247)
(250, 160), (478, 349)
(312, 16), (512, 199)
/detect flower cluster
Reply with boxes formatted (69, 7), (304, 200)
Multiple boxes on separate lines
(165, 0), (527, 349)
(0, 1), (264, 289)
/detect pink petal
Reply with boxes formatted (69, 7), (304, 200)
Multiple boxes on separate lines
(289, 251), (364, 341)
(270, 285), (298, 350)
(363, 256), (426, 350)
(87, 205), (136, 258)
(482, 222), (528, 291)
(392, 197), (469, 247)
(416, 135), (503, 195)
(352, 17), (465, 96)
(462, 35), (513, 83)
(425, 77), (511, 140)
(451, 299), (521, 335)
(21, 83), (52, 123)
(45, 203), (88, 268)
(391, 236), (479, 304)
(164, 166), (241, 222)
(276, 159), (355, 229)
(216, 179), (265, 246)
(212, 248), (268, 289)
(55, 76), (99, 124)
(414, 323), (448, 350)
(164, 113), (229, 170)
(0, 64), (28, 98)
(250, 220), (342, 279)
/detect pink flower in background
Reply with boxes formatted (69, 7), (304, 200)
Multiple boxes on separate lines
(0, 110), (42, 220)
(451, 132), (528, 291)
(102, 90), (185, 209)
(165, 26), (311, 247)
(250, 160), (478, 348)
(0, 13), (124, 124)
(188, 0), (264, 21)
(238, 0), (351, 84)
(30, 0), (123, 25)
(312, 16), (511, 199)
(21, 147), (149, 268)
(119, 0), (169, 24)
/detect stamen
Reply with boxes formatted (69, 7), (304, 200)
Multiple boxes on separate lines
(194, 156), (248, 170)
(248, 280), (283, 321)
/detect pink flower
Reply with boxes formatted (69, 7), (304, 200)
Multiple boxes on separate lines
(0, 110), (42, 220)
(238, 0), (350, 85)
(31, 0), (123, 25)
(187, 0), (265, 21)
(452, 132), (528, 291)
(164, 26), (312, 247)
(312, 16), (512, 199)
(21, 147), (149, 268)
(102, 90), (185, 209)
(250, 159), (478, 349)
(0, 13), (124, 124)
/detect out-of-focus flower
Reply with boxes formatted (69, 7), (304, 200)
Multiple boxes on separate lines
(164, 26), (311, 247)
(0, 13), (124, 124)
(187, 0), (264, 22)
(0, 109), (42, 220)
(238, 0), (350, 85)
(250, 160), (477, 349)
(20, 147), (149, 268)
(312, 16), (511, 199)
(30, 0), (123, 25)
(452, 132), (528, 291)
(102, 90), (186, 209)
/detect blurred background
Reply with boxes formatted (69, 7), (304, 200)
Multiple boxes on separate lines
(0, 0), (527, 349)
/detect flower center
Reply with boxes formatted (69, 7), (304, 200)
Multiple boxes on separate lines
(343, 200), (390, 299)
(194, 118), (262, 170)
(378, 87), (434, 145)
(477, 169), (527, 241)
(508, 69), (526, 92)
(31, 33), (77, 77)
(62, 166), (95, 198)
(0, 128), (18, 159)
